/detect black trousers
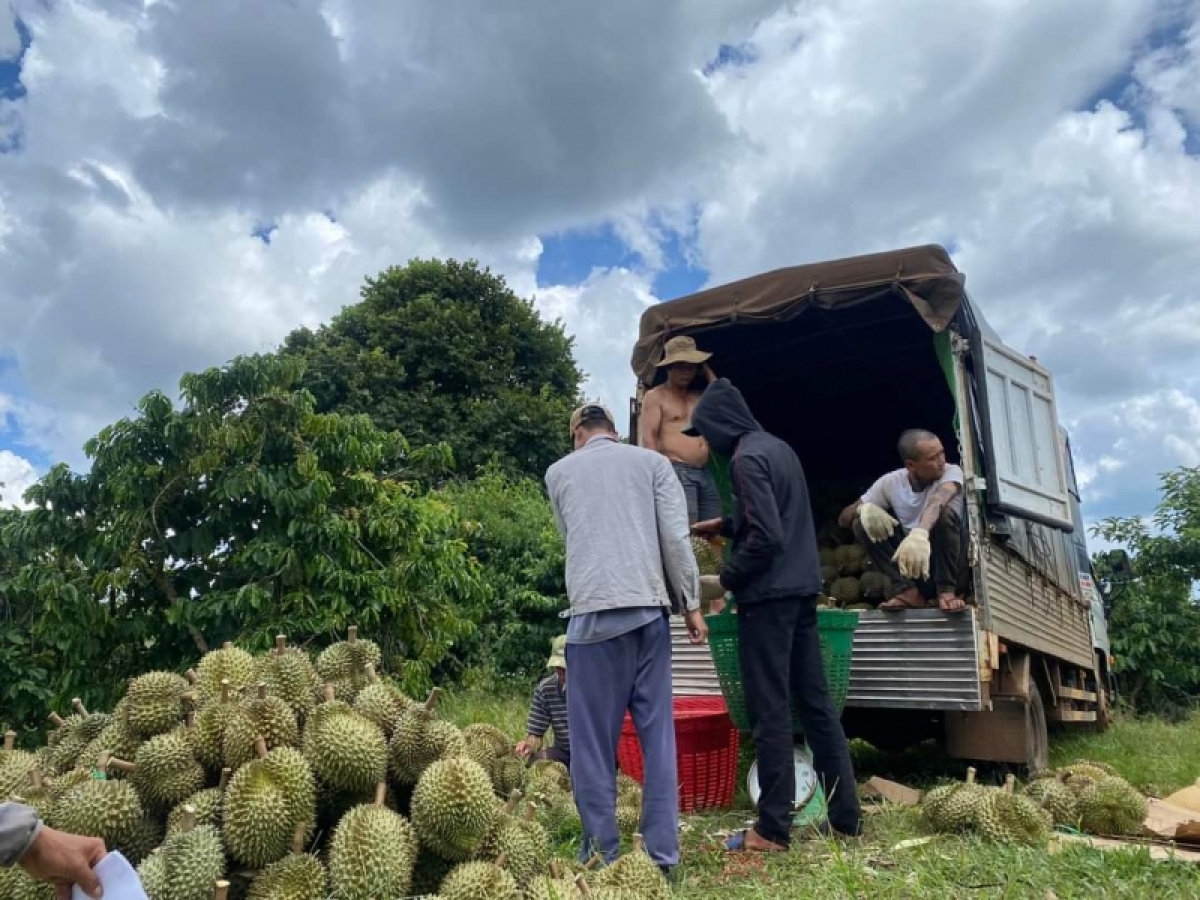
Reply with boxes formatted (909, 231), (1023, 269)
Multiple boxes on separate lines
(737, 594), (863, 843)
(853, 502), (968, 597)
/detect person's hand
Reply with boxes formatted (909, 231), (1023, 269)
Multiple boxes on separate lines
(685, 609), (709, 644)
(691, 518), (723, 538)
(19, 824), (106, 900)
(858, 502), (899, 542)
(893, 528), (931, 580)
(515, 736), (542, 759)
(708, 594), (727, 615)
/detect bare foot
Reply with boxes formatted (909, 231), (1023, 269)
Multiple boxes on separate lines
(879, 587), (925, 611)
(938, 592), (966, 613)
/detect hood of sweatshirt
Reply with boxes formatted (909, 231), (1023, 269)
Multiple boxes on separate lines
(682, 377), (762, 456)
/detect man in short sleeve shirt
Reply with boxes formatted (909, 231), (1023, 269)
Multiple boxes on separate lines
(838, 429), (968, 613)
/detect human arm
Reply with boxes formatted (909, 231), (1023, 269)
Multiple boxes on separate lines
(839, 476), (897, 540)
(517, 684), (551, 757)
(718, 454), (783, 594)
(654, 457), (699, 613)
(916, 481), (962, 531)
(638, 391), (664, 452)
(836, 500), (861, 530)
(1, 803), (105, 899)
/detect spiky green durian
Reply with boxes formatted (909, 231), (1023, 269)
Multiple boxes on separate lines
(52, 771), (144, 848)
(1077, 776), (1148, 836)
(222, 684), (300, 770)
(0, 731), (39, 795)
(117, 722), (206, 809)
(0, 864), (55, 899)
(301, 687), (388, 794)
(462, 723), (512, 768)
(195, 643), (257, 704)
(489, 755), (527, 799)
(137, 805), (226, 900)
(247, 822), (328, 900)
(592, 833), (670, 899)
(222, 739), (317, 870)
(411, 757), (498, 862)
(691, 536), (722, 576)
(74, 716), (142, 773)
(167, 768), (231, 837)
(121, 671), (195, 739)
(474, 794), (544, 887)
(834, 544), (866, 575)
(975, 777), (1051, 845)
(1024, 773), (1079, 827)
(255, 635), (321, 721)
(936, 768), (987, 832)
(121, 812), (167, 867)
(439, 857), (520, 900)
(352, 664), (413, 736)
(328, 785), (419, 900)
(859, 571), (889, 600)
(316, 626), (382, 683)
(829, 576), (861, 606)
(390, 689), (466, 785)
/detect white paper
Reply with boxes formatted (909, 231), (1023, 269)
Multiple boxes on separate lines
(71, 851), (150, 900)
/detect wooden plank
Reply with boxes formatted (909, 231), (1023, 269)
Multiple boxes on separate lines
(1046, 709), (1096, 723)
(1051, 833), (1200, 864)
(1055, 686), (1097, 702)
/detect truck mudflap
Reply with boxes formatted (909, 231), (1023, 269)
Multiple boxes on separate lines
(846, 609), (983, 711)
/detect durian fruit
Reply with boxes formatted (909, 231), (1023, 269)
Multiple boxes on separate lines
(690, 536), (722, 576)
(829, 576), (861, 606)
(43, 766), (93, 803)
(43, 700), (111, 774)
(195, 642), (257, 704)
(411, 756), (498, 862)
(575, 873), (640, 900)
(0, 731), (39, 796)
(525, 861), (585, 900)
(1060, 761), (1113, 794)
(859, 571), (889, 601)
(222, 737), (317, 870)
(121, 671), (196, 739)
(193, 679), (241, 771)
(247, 822), (328, 900)
(462, 723), (512, 769)
(7, 769), (55, 821)
(51, 759), (144, 848)
(975, 774), (1051, 846)
(256, 635), (321, 722)
(592, 834), (670, 900)
(936, 767), (987, 832)
(390, 688), (466, 785)
(222, 683), (300, 770)
(137, 804), (227, 900)
(439, 855), (520, 900)
(112, 717), (206, 809)
(316, 626), (382, 702)
(123, 811), (167, 867)
(1023, 772), (1078, 827)
(1068, 758), (1119, 777)
(475, 793), (546, 888)
(1076, 776), (1149, 836)
(302, 685), (388, 794)
(834, 544), (866, 575)
(328, 782), (419, 900)
(489, 754), (527, 799)
(167, 767), (232, 837)
(74, 715), (142, 772)
(819, 548), (837, 569)
(526, 759), (570, 797)
(820, 565), (838, 589)
(410, 849), (457, 896)
(0, 863), (55, 899)
(352, 664), (413, 736)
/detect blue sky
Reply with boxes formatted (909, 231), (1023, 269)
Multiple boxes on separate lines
(1, 0), (1199, 536)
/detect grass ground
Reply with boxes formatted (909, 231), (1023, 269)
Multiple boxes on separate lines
(447, 679), (1200, 898)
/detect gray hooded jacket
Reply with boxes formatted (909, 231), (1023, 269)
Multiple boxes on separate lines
(0, 802), (42, 867)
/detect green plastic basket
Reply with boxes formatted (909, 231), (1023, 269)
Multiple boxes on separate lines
(705, 606), (860, 734)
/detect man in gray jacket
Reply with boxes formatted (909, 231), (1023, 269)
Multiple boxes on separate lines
(545, 403), (707, 876)
(1, 800), (106, 897)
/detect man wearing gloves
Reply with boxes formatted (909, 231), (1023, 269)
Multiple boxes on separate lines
(545, 402), (707, 876)
(1, 801), (107, 897)
(687, 378), (862, 851)
(837, 428), (967, 613)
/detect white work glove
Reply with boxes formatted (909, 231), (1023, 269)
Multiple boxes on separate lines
(893, 528), (931, 580)
(858, 502), (898, 542)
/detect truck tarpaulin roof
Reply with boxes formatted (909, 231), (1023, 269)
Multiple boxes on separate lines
(631, 243), (967, 385)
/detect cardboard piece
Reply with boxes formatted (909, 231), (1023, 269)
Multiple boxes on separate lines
(1163, 779), (1200, 816)
(1052, 832), (1200, 864)
(1143, 797), (1200, 846)
(861, 777), (923, 807)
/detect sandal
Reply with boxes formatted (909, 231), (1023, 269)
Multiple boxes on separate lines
(879, 591), (928, 611)
(724, 828), (788, 853)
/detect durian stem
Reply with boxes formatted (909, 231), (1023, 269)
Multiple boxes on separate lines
(47, 712), (66, 728)
(254, 736), (269, 760)
(3, 731), (14, 753)
(181, 691), (198, 706)
(524, 802), (538, 822)
(495, 852), (509, 870)
(584, 853), (604, 871)
(323, 684), (335, 703)
(965, 767), (977, 785)
(502, 791), (522, 816)
(223, 641), (233, 650)
(424, 687), (442, 712)
(214, 881), (230, 900)
(30, 769), (44, 790)
(185, 669), (198, 684)
(219, 768), (232, 791)
(575, 875), (593, 897)
(185, 710), (195, 729)
(633, 833), (645, 854)
(257, 682), (268, 701)
(275, 634), (287, 656)
(291, 822), (307, 855)
(108, 757), (136, 774)
(220, 679), (231, 703)
(347, 626), (358, 644)
(364, 663), (379, 684)
(98, 752), (111, 772)
(373, 782), (387, 806)
(550, 861), (562, 879)
(180, 805), (196, 833)
(1004, 774), (1016, 795)
(71, 698), (89, 717)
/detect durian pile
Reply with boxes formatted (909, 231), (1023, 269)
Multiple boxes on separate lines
(817, 542), (887, 610)
(0, 628), (670, 900)
(920, 761), (1150, 845)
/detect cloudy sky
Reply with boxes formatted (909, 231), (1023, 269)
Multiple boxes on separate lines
(1, 0), (1198, 541)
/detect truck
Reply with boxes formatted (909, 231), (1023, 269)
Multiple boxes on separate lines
(629, 243), (1113, 771)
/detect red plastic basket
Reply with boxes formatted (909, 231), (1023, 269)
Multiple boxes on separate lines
(617, 696), (739, 813)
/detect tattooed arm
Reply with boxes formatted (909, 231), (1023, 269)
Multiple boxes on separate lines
(917, 482), (961, 531)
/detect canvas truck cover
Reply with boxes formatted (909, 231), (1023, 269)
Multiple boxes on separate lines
(631, 243), (966, 385)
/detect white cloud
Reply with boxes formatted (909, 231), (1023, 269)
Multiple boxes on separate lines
(0, 5), (19, 61)
(0, 449), (36, 509)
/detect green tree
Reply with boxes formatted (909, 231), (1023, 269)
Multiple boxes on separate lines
(1092, 466), (1200, 713)
(281, 258), (584, 481)
(0, 354), (486, 737)
(438, 469), (567, 677)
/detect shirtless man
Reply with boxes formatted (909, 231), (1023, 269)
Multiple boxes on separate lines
(837, 429), (968, 613)
(638, 336), (720, 524)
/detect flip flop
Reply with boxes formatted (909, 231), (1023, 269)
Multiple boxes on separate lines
(937, 594), (968, 614)
(723, 829), (788, 852)
(879, 594), (928, 611)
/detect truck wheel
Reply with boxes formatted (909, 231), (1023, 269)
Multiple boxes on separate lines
(1025, 685), (1049, 774)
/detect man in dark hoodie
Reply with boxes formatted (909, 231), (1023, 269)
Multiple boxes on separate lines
(686, 378), (862, 850)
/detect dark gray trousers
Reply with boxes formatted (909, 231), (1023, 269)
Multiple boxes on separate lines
(853, 502), (969, 596)
(565, 614), (679, 867)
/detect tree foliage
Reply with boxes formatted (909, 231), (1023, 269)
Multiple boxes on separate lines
(0, 354), (486, 737)
(1092, 466), (1200, 713)
(438, 468), (567, 677)
(280, 258), (584, 481)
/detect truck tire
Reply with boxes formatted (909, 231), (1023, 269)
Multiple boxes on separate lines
(1025, 685), (1050, 774)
